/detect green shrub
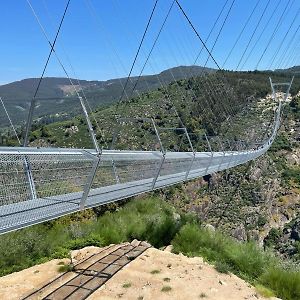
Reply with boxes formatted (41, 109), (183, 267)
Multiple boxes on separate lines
(260, 268), (300, 300)
(172, 224), (300, 300)
(0, 197), (179, 276)
(214, 261), (230, 274)
(58, 263), (74, 273)
(161, 286), (172, 292)
(66, 234), (104, 250)
(255, 284), (275, 298)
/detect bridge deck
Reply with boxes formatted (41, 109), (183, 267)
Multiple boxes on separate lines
(0, 146), (264, 234)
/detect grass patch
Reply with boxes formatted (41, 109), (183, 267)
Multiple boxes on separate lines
(58, 263), (74, 273)
(0, 197), (184, 277)
(172, 223), (300, 300)
(255, 284), (275, 298)
(199, 293), (207, 298)
(122, 282), (132, 288)
(214, 261), (230, 274)
(163, 277), (171, 282)
(150, 269), (161, 274)
(161, 285), (172, 292)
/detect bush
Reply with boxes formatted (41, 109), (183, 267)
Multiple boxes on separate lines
(172, 224), (300, 300)
(0, 197), (180, 276)
(260, 268), (300, 300)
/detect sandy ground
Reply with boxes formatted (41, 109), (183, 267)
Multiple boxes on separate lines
(0, 244), (280, 300)
(0, 258), (70, 300)
(88, 247), (271, 300)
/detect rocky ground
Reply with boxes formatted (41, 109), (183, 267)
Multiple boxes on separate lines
(0, 242), (279, 300)
(159, 100), (300, 261)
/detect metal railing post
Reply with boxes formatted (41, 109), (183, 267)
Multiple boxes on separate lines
(151, 118), (165, 190)
(151, 152), (165, 190)
(217, 137), (226, 172)
(24, 155), (37, 200)
(23, 98), (38, 199)
(204, 134), (214, 175)
(226, 139), (234, 169)
(79, 151), (100, 210)
(184, 128), (195, 180)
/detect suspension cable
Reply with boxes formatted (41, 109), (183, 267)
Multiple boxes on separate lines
(26, 0), (71, 100)
(222, 0), (260, 69)
(116, 0), (158, 109)
(268, 7), (300, 70)
(240, 0), (280, 70)
(0, 97), (21, 145)
(255, 0), (293, 69)
(42, 0), (108, 147)
(235, 0), (271, 70)
(175, 0), (222, 70)
(276, 24), (300, 68)
(27, 0), (100, 153)
(193, 0), (229, 67)
(203, 0), (235, 67)
(128, 0), (175, 99)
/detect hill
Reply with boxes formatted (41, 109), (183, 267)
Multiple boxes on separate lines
(0, 65), (213, 127)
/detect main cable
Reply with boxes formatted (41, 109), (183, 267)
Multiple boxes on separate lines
(175, 0), (222, 70)
(26, 0), (70, 100)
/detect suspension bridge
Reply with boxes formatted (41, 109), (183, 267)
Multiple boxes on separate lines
(0, 0), (298, 234)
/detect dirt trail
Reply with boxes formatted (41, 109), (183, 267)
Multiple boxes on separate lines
(0, 241), (280, 300)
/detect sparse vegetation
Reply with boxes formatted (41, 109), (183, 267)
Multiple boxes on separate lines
(150, 269), (161, 274)
(214, 261), (230, 274)
(122, 282), (132, 288)
(172, 223), (300, 300)
(161, 285), (172, 292)
(0, 197), (183, 277)
(57, 263), (74, 273)
(255, 284), (275, 298)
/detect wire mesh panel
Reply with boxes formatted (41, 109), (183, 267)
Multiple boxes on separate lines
(0, 153), (32, 206)
(0, 149), (95, 233)
(92, 151), (162, 189)
(159, 153), (192, 177)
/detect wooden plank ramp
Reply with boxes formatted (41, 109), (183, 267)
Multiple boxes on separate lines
(23, 240), (151, 300)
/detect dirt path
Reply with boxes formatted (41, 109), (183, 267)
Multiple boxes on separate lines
(0, 241), (279, 300)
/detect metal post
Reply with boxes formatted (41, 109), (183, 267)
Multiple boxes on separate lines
(152, 152), (165, 190)
(151, 118), (164, 153)
(112, 160), (120, 184)
(217, 137), (226, 172)
(110, 118), (121, 183)
(204, 134), (214, 175)
(269, 76), (294, 137)
(23, 98), (38, 199)
(204, 133), (212, 153)
(151, 118), (165, 190)
(184, 128), (195, 180)
(78, 96), (100, 154)
(80, 151), (100, 210)
(24, 155), (37, 199)
(226, 139), (234, 169)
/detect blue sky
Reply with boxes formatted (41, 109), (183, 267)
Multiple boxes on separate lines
(0, 0), (299, 84)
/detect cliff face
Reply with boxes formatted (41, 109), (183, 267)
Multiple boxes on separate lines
(161, 95), (300, 261)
